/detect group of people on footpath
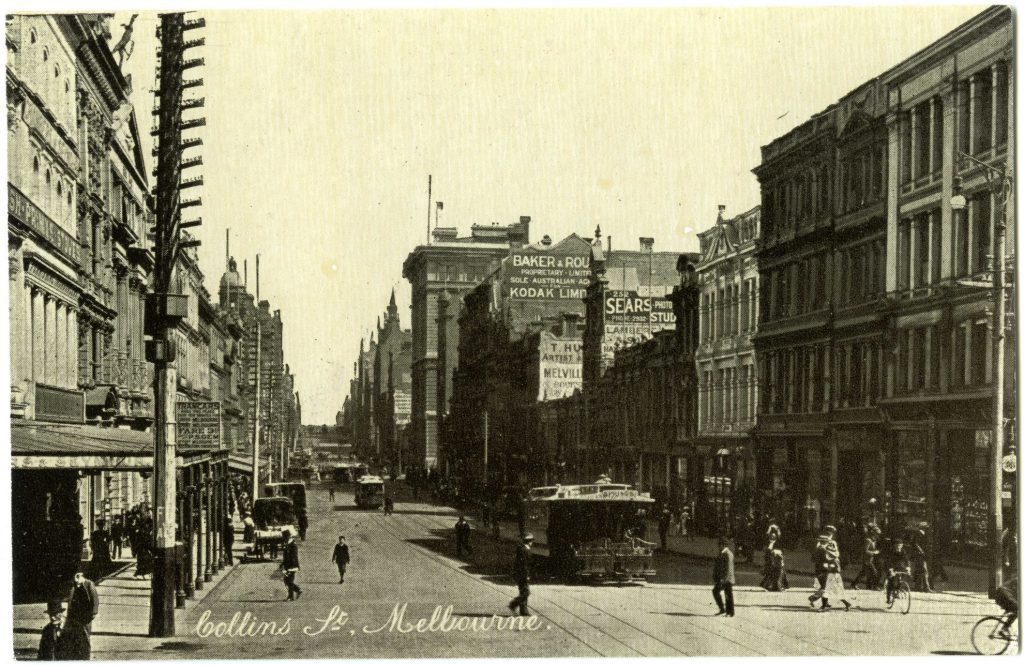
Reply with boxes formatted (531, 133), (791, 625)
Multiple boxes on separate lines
(86, 507), (156, 576)
(37, 571), (100, 660)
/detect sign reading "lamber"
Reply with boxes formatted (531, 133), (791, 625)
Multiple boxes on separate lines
(504, 251), (590, 301)
(537, 331), (582, 401)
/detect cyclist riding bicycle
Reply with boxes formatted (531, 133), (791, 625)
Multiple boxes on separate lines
(994, 577), (1018, 637)
(885, 537), (911, 604)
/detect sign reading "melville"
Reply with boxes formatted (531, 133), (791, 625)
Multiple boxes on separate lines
(537, 331), (583, 401)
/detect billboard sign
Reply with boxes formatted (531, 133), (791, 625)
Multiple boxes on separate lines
(503, 250), (590, 302)
(602, 290), (675, 358)
(178, 400), (222, 450)
(537, 331), (583, 401)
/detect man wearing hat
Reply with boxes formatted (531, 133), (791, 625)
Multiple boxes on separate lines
(712, 537), (735, 617)
(280, 530), (302, 601)
(852, 523), (881, 590)
(508, 534), (533, 617)
(37, 601), (70, 661)
(808, 535), (833, 610)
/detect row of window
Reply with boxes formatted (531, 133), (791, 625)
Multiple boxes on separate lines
(700, 278), (757, 342)
(22, 21), (76, 134)
(30, 145), (75, 234)
(762, 163), (831, 237)
(895, 320), (991, 393)
(698, 364), (756, 426)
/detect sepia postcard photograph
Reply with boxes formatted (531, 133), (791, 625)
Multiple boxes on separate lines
(4, 3), (1020, 659)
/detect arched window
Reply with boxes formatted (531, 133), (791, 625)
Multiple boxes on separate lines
(32, 156), (39, 173)
(57, 181), (62, 196)
(42, 46), (48, 62)
(29, 28), (37, 44)
(64, 79), (70, 94)
(45, 168), (51, 185)
(54, 63), (60, 78)
(66, 189), (72, 206)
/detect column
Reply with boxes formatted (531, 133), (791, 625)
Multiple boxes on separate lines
(175, 476), (187, 608)
(204, 461), (213, 582)
(822, 346), (832, 410)
(910, 107), (919, 181)
(991, 63), (1000, 149)
(908, 217), (918, 290)
(941, 87), (956, 280)
(926, 212), (935, 286)
(966, 199), (975, 275)
(55, 303), (66, 388)
(886, 113), (901, 292)
(184, 466), (195, 599)
(924, 328), (933, 389)
(928, 97), (937, 175)
(44, 295), (57, 384)
(968, 74), (977, 154)
(31, 288), (44, 383)
(985, 319), (993, 385)
(69, 312), (79, 387)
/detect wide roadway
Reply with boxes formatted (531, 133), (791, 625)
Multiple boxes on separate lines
(107, 486), (1000, 658)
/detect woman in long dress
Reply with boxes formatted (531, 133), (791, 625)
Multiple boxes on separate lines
(822, 530), (852, 610)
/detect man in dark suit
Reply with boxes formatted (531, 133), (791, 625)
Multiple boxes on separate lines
(508, 534), (533, 617)
(454, 516), (473, 556)
(66, 571), (99, 659)
(281, 531), (302, 601)
(712, 537), (735, 617)
(38, 601), (71, 661)
(331, 535), (350, 584)
(809, 535), (832, 610)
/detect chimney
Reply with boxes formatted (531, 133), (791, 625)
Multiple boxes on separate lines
(561, 312), (581, 338)
(519, 216), (531, 244)
(432, 227), (457, 242)
(716, 205), (726, 224)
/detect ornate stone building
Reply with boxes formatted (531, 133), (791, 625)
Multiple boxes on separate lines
(695, 205), (760, 533)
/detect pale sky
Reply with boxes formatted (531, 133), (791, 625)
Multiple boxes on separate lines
(114, 6), (985, 424)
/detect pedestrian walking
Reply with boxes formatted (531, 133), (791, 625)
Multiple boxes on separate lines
(454, 516), (473, 556)
(90, 520), (111, 565)
(223, 515), (236, 565)
(658, 508), (671, 550)
(852, 524), (881, 590)
(328, 486), (336, 502)
(281, 531), (302, 601)
(508, 534), (533, 617)
(808, 536), (832, 611)
(384, 495), (395, 516)
(37, 601), (72, 661)
(712, 537), (735, 617)
(911, 528), (933, 592)
(331, 535), (350, 584)
(110, 518), (124, 560)
(65, 571), (99, 659)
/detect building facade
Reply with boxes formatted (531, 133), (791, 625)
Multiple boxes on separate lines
(695, 205), (760, 533)
(402, 218), (531, 471)
(373, 290), (412, 474)
(753, 6), (1014, 554)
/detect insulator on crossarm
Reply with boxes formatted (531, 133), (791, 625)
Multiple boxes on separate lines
(183, 17), (206, 30)
(181, 97), (205, 111)
(180, 156), (203, 170)
(181, 117), (207, 131)
(180, 197), (202, 208)
(179, 176), (204, 189)
(182, 78), (203, 90)
(181, 217), (203, 229)
(184, 38), (206, 49)
(181, 137), (204, 150)
(182, 58), (204, 70)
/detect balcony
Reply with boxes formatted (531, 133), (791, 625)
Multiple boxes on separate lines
(35, 384), (85, 424)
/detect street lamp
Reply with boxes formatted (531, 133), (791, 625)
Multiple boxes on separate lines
(951, 153), (1013, 597)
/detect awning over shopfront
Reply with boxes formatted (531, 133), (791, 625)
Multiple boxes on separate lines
(11, 421), (212, 470)
(228, 454), (253, 475)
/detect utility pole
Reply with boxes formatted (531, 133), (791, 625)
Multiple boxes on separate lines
(252, 255), (261, 498)
(147, 11), (205, 638)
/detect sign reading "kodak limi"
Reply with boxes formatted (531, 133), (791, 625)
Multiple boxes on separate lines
(503, 250), (590, 301)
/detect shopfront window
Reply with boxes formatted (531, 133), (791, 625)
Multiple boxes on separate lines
(948, 429), (990, 554)
(896, 431), (928, 529)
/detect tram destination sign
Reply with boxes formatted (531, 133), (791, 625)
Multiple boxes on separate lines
(178, 400), (222, 450)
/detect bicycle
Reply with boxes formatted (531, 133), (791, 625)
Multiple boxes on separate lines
(971, 611), (1018, 655)
(884, 569), (912, 614)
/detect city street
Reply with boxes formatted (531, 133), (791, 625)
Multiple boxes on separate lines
(62, 487), (998, 659)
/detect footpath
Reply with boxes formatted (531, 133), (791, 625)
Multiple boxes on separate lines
(13, 518), (249, 659)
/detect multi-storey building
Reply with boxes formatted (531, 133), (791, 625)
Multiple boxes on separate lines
(695, 205), (760, 532)
(373, 290), (412, 474)
(881, 7), (1013, 561)
(753, 6), (1013, 553)
(402, 218), (531, 471)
